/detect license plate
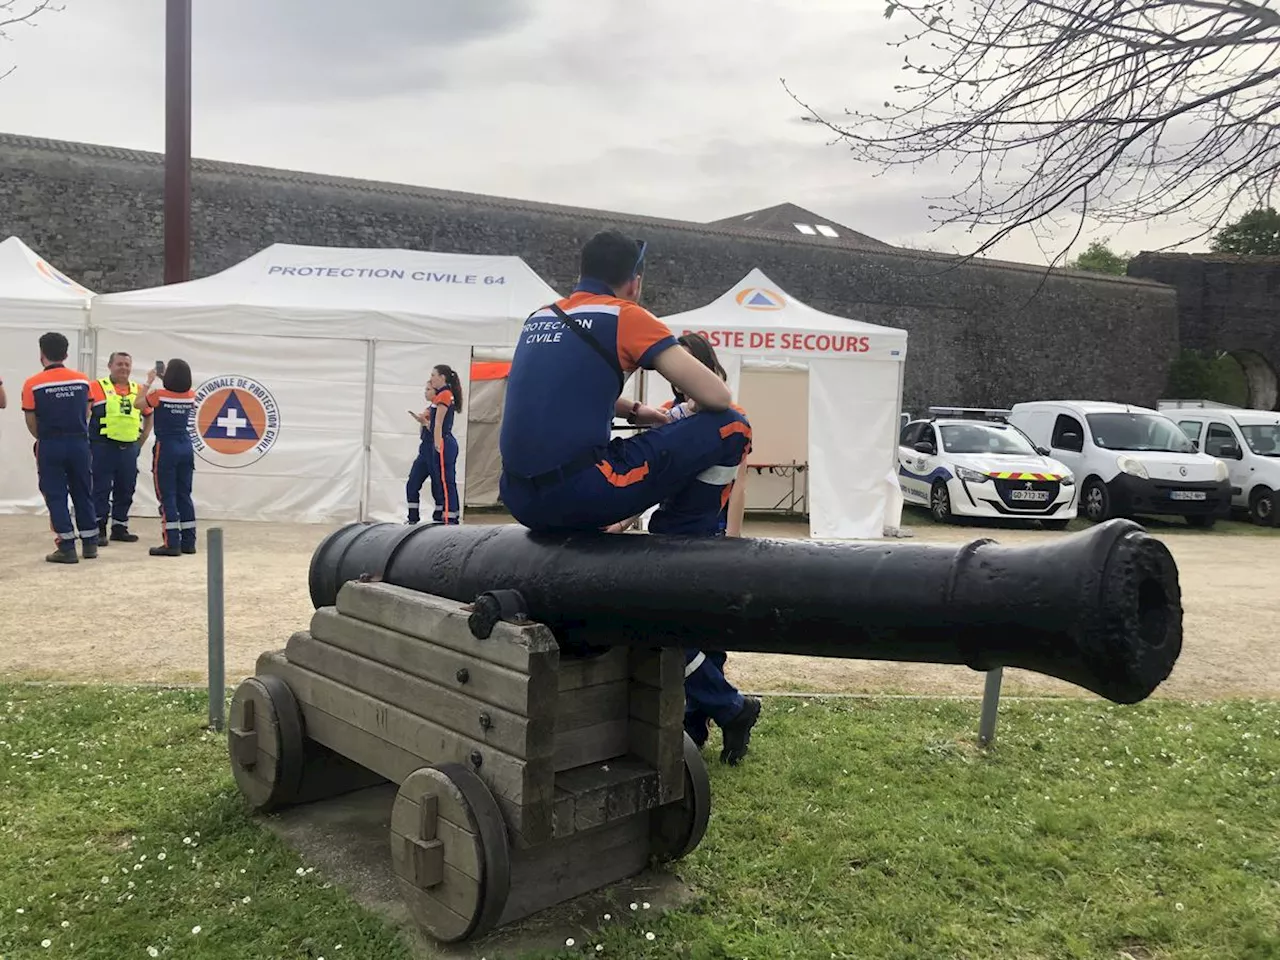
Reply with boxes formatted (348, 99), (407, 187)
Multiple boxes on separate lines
(1010, 490), (1050, 502)
(1169, 490), (1207, 501)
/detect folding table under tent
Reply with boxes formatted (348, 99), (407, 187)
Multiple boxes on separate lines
(0, 237), (95, 515)
(649, 268), (909, 539)
(87, 243), (562, 526)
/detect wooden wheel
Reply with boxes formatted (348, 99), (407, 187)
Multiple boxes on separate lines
(227, 674), (305, 812)
(650, 733), (712, 862)
(390, 764), (512, 943)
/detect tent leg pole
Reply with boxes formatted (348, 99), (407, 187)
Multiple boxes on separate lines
(358, 339), (376, 521)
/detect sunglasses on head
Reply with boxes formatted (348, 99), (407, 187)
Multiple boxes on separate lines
(632, 239), (647, 278)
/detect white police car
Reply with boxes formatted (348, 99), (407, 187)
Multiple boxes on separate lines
(898, 408), (1078, 528)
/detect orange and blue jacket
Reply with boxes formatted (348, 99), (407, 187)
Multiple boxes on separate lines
(21, 364), (92, 439)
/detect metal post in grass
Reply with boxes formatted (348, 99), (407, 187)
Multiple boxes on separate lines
(978, 667), (1003, 746)
(207, 527), (225, 732)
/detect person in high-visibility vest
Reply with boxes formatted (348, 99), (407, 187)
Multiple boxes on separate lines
(87, 351), (153, 544)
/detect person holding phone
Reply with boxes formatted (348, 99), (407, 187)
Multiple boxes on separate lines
(426, 364), (463, 525)
(405, 384), (437, 524)
(139, 358), (197, 556)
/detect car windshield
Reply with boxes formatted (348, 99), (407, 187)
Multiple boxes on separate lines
(1086, 413), (1195, 453)
(1240, 423), (1280, 456)
(939, 423), (1037, 456)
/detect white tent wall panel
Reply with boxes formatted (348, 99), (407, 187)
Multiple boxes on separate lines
(0, 326), (87, 513)
(364, 342), (472, 523)
(808, 359), (903, 539)
(87, 329), (367, 524)
(464, 376), (507, 507)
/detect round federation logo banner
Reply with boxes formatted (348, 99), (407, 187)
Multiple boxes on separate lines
(189, 376), (281, 468)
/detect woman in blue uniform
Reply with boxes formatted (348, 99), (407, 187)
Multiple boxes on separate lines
(406, 384), (437, 524)
(139, 359), (197, 557)
(406, 365), (464, 524)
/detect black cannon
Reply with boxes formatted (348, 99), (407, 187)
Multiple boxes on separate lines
(227, 518), (1181, 944)
(309, 517), (1181, 705)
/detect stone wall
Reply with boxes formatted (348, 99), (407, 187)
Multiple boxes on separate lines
(0, 133), (1179, 414)
(1128, 252), (1280, 409)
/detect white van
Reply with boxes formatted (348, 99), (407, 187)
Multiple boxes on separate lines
(1160, 405), (1280, 526)
(1007, 401), (1232, 527)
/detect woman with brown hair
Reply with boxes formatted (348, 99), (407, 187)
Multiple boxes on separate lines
(407, 364), (464, 525)
(139, 359), (197, 557)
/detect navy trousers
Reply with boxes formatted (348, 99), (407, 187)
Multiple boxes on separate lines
(430, 435), (460, 524)
(91, 440), (139, 530)
(153, 440), (196, 549)
(684, 649), (745, 744)
(406, 443), (432, 523)
(37, 436), (98, 553)
(500, 407), (751, 533)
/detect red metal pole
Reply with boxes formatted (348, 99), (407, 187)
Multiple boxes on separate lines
(164, 0), (192, 284)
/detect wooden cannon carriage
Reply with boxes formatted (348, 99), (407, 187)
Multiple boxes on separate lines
(228, 516), (1183, 944)
(228, 578), (709, 944)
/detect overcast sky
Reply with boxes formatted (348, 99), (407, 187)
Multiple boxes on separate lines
(0, 0), (1205, 265)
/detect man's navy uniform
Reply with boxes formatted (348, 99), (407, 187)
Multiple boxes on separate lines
(498, 278), (752, 532)
(21, 362), (99, 563)
(89, 376), (150, 542)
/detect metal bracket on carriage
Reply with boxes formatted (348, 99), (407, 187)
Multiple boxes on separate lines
(465, 589), (531, 639)
(228, 698), (258, 767)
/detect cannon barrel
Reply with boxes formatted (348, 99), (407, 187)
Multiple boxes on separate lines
(308, 519), (1182, 705)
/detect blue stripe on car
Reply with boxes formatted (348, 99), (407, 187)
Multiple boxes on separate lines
(899, 464), (954, 483)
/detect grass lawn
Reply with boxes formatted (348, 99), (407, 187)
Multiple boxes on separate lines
(1, 685), (1277, 960)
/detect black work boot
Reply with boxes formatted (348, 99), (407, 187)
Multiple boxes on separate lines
(111, 524), (139, 543)
(97, 522), (110, 545)
(82, 539), (99, 560)
(149, 544), (181, 557)
(46, 547), (78, 564)
(719, 696), (762, 766)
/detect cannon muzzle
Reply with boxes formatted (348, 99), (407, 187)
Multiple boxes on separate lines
(308, 519), (1182, 705)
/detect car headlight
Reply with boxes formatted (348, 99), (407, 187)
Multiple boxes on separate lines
(1116, 456), (1149, 480)
(956, 466), (990, 483)
(1059, 474), (1075, 487)
(1214, 459), (1229, 482)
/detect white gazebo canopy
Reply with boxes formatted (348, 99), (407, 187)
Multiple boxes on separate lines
(0, 235), (94, 327)
(0, 237), (95, 513)
(84, 243), (562, 526)
(655, 269), (909, 540)
(90, 243), (559, 345)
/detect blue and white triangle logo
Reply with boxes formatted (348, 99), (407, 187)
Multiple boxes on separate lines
(203, 391), (261, 442)
(735, 287), (784, 311)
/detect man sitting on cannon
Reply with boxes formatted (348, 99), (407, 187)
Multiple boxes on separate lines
(497, 229), (761, 762)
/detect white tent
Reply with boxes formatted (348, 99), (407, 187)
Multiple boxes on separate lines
(88, 243), (560, 525)
(0, 237), (94, 513)
(652, 269), (909, 539)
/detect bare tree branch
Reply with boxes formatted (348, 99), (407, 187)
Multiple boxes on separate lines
(786, 0), (1280, 263)
(0, 1), (58, 82)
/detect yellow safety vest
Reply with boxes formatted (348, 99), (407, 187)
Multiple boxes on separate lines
(98, 378), (142, 442)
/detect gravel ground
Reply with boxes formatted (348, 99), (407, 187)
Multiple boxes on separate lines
(0, 511), (1275, 700)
